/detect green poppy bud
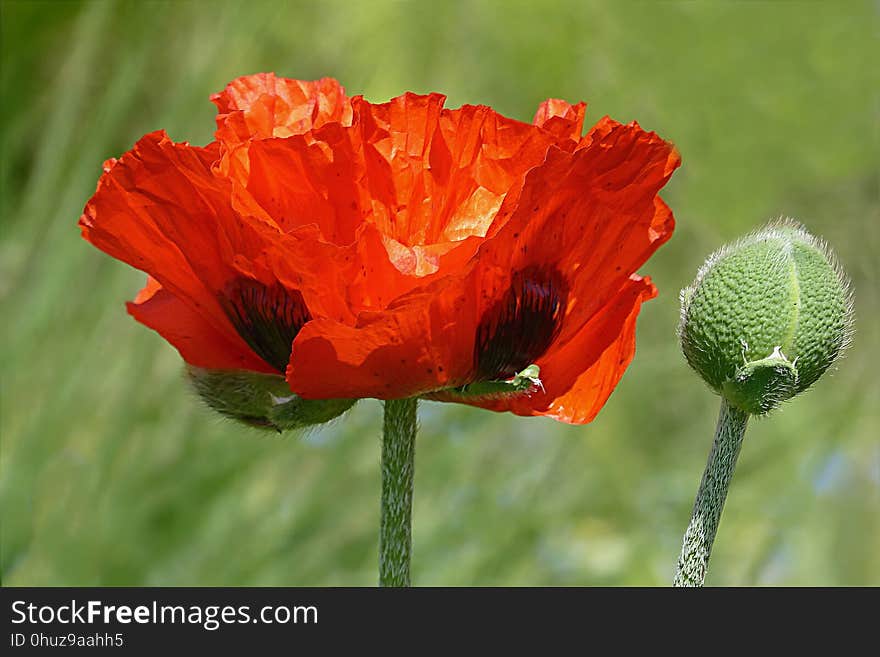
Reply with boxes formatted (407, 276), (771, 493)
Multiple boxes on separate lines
(186, 366), (357, 432)
(679, 219), (853, 415)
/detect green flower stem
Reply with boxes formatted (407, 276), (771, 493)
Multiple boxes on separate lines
(380, 397), (418, 587)
(674, 398), (749, 587)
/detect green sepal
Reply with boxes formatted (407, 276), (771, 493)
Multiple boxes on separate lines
(186, 366), (356, 432)
(268, 394), (357, 431)
(425, 364), (542, 401)
(722, 346), (798, 415)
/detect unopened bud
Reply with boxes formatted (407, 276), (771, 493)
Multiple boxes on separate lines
(679, 219), (853, 415)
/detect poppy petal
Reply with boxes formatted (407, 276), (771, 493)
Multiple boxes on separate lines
(532, 99), (587, 145)
(240, 124), (366, 244)
(288, 118), (678, 409)
(239, 92), (578, 301)
(128, 277), (270, 371)
(467, 119), (679, 354)
(535, 278), (656, 424)
(82, 132), (250, 292)
(211, 72), (351, 140)
(349, 92), (570, 251)
(432, 276), (657, 424)
(81, 133), (231, 335)
(79, 131), (290, 373)
(211, 73), (352, 180)
(288, 277), (477, 399)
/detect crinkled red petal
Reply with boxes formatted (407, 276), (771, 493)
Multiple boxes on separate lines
(431, 276), (657, 424)
(288, 276), (476, 399)
(212, 73), (351, 135)
(532, 98), (587, 146)
(288, 118), (679, 409)
(127, 277), (270, 371)
(237, 90), (591, 291)
(79, 131), (318, 374)
(469, 126), (678, 353)
(211, 73), (352, 180)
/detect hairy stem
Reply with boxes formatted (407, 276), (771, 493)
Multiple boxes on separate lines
(380, 398), (418, 587)
(674, 397), (749, 587)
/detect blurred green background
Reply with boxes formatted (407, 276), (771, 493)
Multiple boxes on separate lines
(2, 0), (877, 586)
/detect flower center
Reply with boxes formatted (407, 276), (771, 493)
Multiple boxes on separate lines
(474, 268), (567, 381)
(220, 279), (312, 373)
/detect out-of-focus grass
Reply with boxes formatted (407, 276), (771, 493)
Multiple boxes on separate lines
(1, 0), (877, 586)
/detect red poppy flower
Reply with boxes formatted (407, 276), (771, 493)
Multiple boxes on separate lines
(80, 73), (679, 425)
